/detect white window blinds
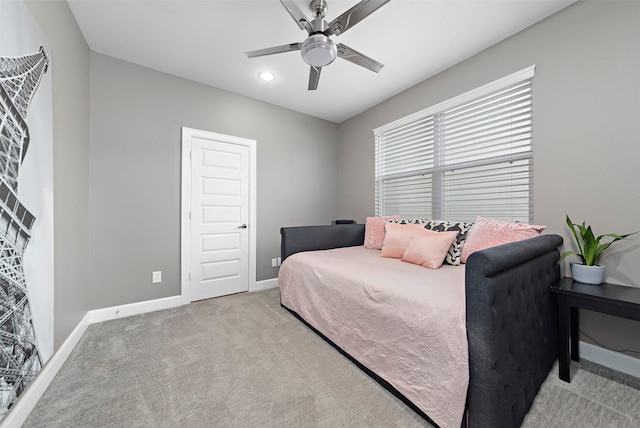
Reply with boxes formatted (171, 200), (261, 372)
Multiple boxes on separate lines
(374, 66), (535, 223)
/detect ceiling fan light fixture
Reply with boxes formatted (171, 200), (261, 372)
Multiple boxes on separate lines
(300, 34), (337, 67)
(258, 71), (275, 81)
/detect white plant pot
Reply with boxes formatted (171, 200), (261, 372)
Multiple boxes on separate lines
(570, 263), (605, 285)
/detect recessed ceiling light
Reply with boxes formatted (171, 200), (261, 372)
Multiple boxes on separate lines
(258, 71), (275, 82)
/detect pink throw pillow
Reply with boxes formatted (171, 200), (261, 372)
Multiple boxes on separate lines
(380, 222), (426, 258)
(460, 216), (546, 263)
(402, 229), (460, 269)
(364, 215), (400, 249)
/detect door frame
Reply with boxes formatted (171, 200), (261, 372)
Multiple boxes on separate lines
(180, 127), (257, 304)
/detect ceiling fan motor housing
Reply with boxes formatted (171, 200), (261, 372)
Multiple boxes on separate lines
(301, 34), (337, 67)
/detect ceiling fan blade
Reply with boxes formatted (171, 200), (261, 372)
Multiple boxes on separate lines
(326, 0), (390, 37)
(280, 0), (313, 34)
(337, 43), (383, 73)
(245, 42), (302, 58)
(308, 66), (322, 90)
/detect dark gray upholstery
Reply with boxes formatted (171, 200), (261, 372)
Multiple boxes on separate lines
(280, 224), (365, 261)
(279, 225), (562, 428)
(465, 234), (561, 427)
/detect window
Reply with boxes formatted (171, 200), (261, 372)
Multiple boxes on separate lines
(374, 66), (535, 223)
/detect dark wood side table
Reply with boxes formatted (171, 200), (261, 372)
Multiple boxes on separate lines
(550, 277), (640, 382)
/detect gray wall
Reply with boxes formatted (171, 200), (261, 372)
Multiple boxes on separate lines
(89, 53), (338, 309)
(337, 1), (640, 359)
(25, 1), (91, 351)
(25, 0), (640, 362)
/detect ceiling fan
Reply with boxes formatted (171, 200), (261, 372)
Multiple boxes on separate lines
(245, 0), (390, 90)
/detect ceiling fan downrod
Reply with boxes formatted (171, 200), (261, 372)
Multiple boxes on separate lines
(310, 0), (328, 20)
(308, 0), (329, 33)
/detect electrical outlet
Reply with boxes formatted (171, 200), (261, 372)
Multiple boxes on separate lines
(152, 271), (162, 283)
(271, 258), (277, 268)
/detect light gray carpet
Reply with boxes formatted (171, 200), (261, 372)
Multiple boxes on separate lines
(23, 288), (640, 427)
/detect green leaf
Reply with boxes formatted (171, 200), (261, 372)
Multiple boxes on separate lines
(581, 225), (599, 265)
(559, 251), (584, 264)
(603, 232), (639, 240)
(565, 214), (584, 258)
(562, 214), (638, 266)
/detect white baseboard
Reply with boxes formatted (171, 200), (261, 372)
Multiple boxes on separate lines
(1, 295), (183, 426)
(1, 313), (91, 428)
(253, 278), (278, 291)
(89, 295), (183, 323)
(579, 340), (640, 378)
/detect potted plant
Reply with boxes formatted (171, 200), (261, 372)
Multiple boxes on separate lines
(559, 214), (637, 284)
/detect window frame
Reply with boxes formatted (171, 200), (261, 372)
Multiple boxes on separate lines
(373, 66), (535, 223)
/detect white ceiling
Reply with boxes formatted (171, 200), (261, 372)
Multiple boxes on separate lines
(67, 0), (576, 123)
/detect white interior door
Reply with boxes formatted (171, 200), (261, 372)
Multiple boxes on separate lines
(182, 128), (255, 302)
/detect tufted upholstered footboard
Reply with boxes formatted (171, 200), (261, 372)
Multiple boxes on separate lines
(464, 234), (562, 427)
(279, 224), (562, 427)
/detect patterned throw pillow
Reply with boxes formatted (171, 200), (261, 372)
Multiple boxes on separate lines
(425, 220), (474, 265)
(393, 218), (428, 225)
(392, 219), (474, 265)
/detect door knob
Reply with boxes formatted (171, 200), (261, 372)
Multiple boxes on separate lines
(238, 224), (248, 229)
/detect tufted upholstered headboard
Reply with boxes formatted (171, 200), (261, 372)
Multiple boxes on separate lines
(280, 224), (365, 261)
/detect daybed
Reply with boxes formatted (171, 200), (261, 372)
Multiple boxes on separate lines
(278, 222), (562, 428)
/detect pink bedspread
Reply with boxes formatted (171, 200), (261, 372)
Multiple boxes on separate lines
(278, 246), (468, 428)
